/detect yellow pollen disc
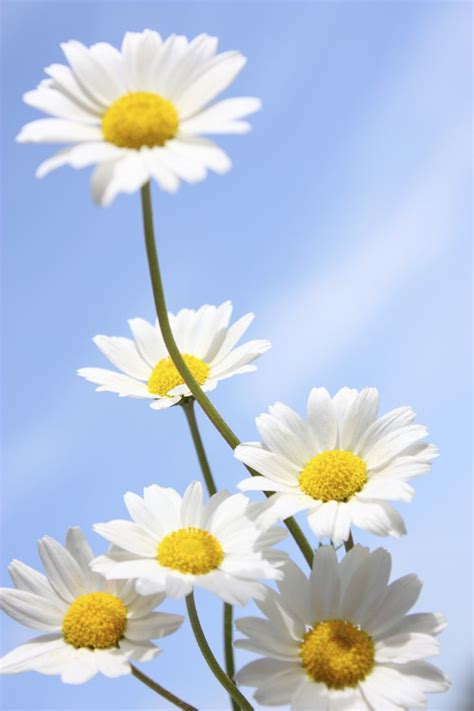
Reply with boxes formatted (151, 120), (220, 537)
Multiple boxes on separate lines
(62, 592), (127, 649)
(147, 353), (209, 396)
(102, 92), (179, 149)
(299, 450), (367, 502)
(300, 619), (375, 689)
(157, 527), (224, 575)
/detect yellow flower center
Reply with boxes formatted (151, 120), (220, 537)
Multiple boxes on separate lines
(300, 619), (375, 689)
(147, 354), (209, 396)
(62, 592), (127, 649)
(157, 527), (224, 575)
(102, 92), (179, 149)
(299, 450), (367, 502)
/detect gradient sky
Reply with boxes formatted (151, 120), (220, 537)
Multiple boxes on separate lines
(1, 2), (472, 710)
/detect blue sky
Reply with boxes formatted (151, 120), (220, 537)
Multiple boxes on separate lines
(1, 1), (472, 710)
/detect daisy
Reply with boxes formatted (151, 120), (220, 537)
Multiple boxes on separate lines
(236, 386), (437, 544)
(0, 527), (183, 684)
(92, 481), (287, 605)
(17, 29), (261, 205)
(78, 301), (271, 411)
(235, 545), (449, 709)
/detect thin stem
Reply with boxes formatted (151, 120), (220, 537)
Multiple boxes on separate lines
(224, 603), (239, 711)
(140, 182), (314, 567)
(181, 399), (217, 495)
(344, 530), (355, 553)
(181, 399), (237, 710)
(130, 664), (197, 711)
(140, 182), (238, 449)
(186, 593), (253, 711)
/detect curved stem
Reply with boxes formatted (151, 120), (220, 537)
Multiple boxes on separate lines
(131, 664), (197, 711)
(181, 399), (237, 710)
(186, 593), (253, 711)
(181, 399), (217, 496)
(140, 182), (314, 567)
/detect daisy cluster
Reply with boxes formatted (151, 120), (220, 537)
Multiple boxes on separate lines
(2, 28), (449, 711)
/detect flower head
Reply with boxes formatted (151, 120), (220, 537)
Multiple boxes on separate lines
(78, 301), (271, 410)
(92, 481), (287, 605)
(0, 528), (183, 684)
(235, 545), (449, 709)
(17, 30), (261, 205)
(236, 387), (437, 543)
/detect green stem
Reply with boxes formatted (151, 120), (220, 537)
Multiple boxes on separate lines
(186, 593), (253, 711)
(224, 603), (237, 691)
(344, 530), (355, 553)
(181, 399), (237, 711)
(181, 399), (217, 496)
(140, 182), (314, 567)
(130, 664), (197, 711)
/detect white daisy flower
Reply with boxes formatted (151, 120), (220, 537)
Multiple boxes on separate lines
(236, 387), (437, 544)
(0, 527), (183, 684)
(17, 29), (261, 205)
(235, 545), (449, 709)
(78, 301), (271, 411)
(92, 481), (287, 606)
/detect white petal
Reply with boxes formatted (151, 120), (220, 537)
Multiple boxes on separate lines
(180, 481), (204, 527)
(143, 485), (183, 532)
(93, 520), (157, 557)
(365, 574), (422, 637)
(384, 661), (450, 695)
(93, 648), (130, 678)
(60, 40), (122, 106)
(359, 476), (415, 502)
(375, 633), (439, 664)
(360, 665), (428, 709)
(99, 152), (150, 206)
(60, 647), (99, 684)
(121, 29), (163, 91)
(8, 560), (58, 602)
(17, 119), (102, 144)
(307, 387), (337, 451)
(180, 97), (261, 134)
(355, 407), (415, 456)
(128, 317), (166, 367)
(255, 412), (311, 470)
(340, 548), (391, 624)
(307, 501), (339, 540)
(126, 611), (183, 641)
(291, 677), (330, 710)
(0, 635), (66, 674)
(45, 63), (103, 114)
(168, 136), (231, 175)
(65, 527), (97, 588)
(119, 639), (161, 662)
(38, 536), (89, 602)
(77, 367), (153, 398)
(340, 387), (379, 451)
(176, 51), (247, 118)
(380, 612), (447, 639)
(123, 492), (164, 538)
(93, 335), (151, 380)
(364, 425), (428, 470)
(235, 444), (300, 485)
(349, 499), (407, 538)
(210, 311), (253, 363)
(309, 546), (341, 621)
(23, 85), (99, 123)
(0, 589), (63, 630)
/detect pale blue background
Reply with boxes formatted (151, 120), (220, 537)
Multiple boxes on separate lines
(1, 1), (472, 710)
